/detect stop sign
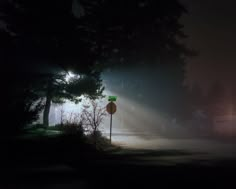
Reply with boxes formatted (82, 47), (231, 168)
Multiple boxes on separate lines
(106, 102), (117, 114)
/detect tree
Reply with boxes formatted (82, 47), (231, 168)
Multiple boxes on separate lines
(74, 0), (193, 66)
(206, 82), (226, 119)
(1, 0), (192, 69)
(2, 73), (44, 134)
(35, 72), (103, 127)
(0, 0), (105, 129)
(81, 100), (107, 135)
(80, 100), (108, 146)
(0, 0), (192, 132)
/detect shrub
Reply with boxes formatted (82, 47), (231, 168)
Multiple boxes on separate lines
(87, 130), (112, 149)
(57, 122), (84, 137)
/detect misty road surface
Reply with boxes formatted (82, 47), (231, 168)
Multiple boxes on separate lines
(109, 133), (236, 160)
(6, 138), (236, 189)
(4, 134), (236, 189)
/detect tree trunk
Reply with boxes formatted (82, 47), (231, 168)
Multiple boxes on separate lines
(43, 94), (52, 128)
(43, 78), (53, 128)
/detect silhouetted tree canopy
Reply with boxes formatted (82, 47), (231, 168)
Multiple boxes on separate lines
(43, 72), (104, 127)
(1, 0), (192, 71)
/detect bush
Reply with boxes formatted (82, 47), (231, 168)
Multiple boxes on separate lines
(87, 130), (112, 150)
(56, 122), (84, 137)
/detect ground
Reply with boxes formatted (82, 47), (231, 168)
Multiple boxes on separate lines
(1, 133), (236, 188)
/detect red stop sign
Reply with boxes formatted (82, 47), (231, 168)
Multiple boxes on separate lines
(106, 102), (117, 114)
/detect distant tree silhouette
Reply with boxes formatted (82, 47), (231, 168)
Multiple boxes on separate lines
(188, 83), (207, 111)
(206, 82), (226, 116)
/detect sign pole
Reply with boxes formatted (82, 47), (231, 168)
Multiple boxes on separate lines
(110, 109), (112, 143)
(107, 96), (117, 144)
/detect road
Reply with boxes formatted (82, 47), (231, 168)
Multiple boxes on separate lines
(2, 135), (236, 188)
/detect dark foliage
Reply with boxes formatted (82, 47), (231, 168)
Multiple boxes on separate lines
(56, 122), (85, 137)
(0, 0), (191, 133)
(1, 74), (44, 135)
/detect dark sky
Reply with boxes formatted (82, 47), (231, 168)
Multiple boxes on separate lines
(180, 0), (236, 93)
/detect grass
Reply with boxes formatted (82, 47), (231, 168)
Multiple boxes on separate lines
(21, 127), (62, 138)
(20, 125), (117, 152)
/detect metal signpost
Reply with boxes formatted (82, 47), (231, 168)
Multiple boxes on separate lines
(106, 96), (117, 143)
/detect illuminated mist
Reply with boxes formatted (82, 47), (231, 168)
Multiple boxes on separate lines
(36, 64), (236, 158)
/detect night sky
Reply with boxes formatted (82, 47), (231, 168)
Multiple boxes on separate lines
(181, 0), (236, 92)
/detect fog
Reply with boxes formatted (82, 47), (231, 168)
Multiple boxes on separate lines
(43, 64), (190, 136)
(35, 63), (236, 159)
